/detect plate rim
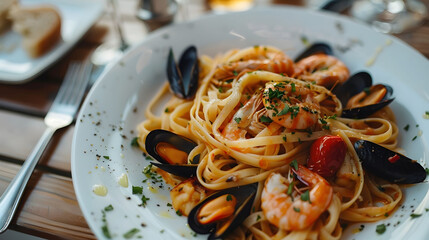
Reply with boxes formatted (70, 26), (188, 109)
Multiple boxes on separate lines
(72, 5), (429, 240)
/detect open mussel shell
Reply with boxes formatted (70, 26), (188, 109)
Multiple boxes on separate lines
(341, 84), (394, 119)
(333, 71), (373, 106)
(188, 184), (257, 240)
(166, 46), (199, 100)
(354, 140), (426, 184)
(145, 129), (198, 178)
(294, 42), (333, 62)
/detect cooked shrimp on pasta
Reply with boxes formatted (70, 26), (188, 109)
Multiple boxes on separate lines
(137, 44), (425, 240)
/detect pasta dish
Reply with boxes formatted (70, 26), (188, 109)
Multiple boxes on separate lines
(136, 44), (424, 239)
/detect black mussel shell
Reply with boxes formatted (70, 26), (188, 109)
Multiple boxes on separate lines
(354, 140), (426, 184)
(294, 42), (333, 62)
(320, 0), (354, 12)
(333, 71), (373, 107)
(341, 84), (394, 119)
(151, 162), (197, 178)
(188, 184), (257, 240)
(167, 46), (199, 100)
(145, 129), (198, 178)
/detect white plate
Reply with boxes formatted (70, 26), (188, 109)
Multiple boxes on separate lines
(72, 6), (429, 240)
(0, 0), (104, 84)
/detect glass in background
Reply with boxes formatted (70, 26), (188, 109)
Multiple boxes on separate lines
(136, 0), (178, 31)
(350, 0), (428, 34)
(207, 0), (254, 12)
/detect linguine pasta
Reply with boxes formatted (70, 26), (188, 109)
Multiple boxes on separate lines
(137, 45), (402, 239)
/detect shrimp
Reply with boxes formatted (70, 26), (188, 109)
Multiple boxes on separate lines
(170, 177), (210, 216)
(261, 165), (333, 230)
(221, 91), (264, 141)
(214, 55), (295, 80)
(262, 82), (320, 130)
(294, 54), (350, 88)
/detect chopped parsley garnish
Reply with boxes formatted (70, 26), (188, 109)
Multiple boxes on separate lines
(291, 83), (296, 92)
(410, 213), (422, 218)
(176, 210), (183, 216)
(260, 116), (273, 123)
(322, 125), (330, 130)
(234, 117), (242, 123)
(290, 159), (298, 171)
(256, 215), (261, 221)
(101, 206), (112, 239)
(167, 203), (172, 207)
(300, 36), (309, 45)
(123, 228), (140, 239)
(293, 207), (300, 212)
(277, 105), (290, 116)
(404, 124), (410, 131)
(233, 70), (238, 76)
(143, 164), (163, 184)
(131, 137), (139, 147)
(376, 224), (386, 234)
(102, 225), (111, 239)
(425, 168), (429, 175)
(327, 114), (337, 119)
(103, 156), (110, 160)
(287, 181), (295, 196)
(141, 195), (150, 207)
(301, 190), (311, 203)
(132, 186), (143, 194)
(164, 108), (169, 113)
(282, 136), (287, 142)
(267, 87), (284, 99)
(104, 204), (114, 211)
(412, 136), (417, 141)
(226, 194), (233, 201)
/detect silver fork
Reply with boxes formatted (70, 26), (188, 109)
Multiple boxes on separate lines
(0, 60), (92, 233)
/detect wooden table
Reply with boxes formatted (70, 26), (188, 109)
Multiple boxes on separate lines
(0, 0), (428, 239)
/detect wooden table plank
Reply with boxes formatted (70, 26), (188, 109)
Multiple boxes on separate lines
(0, 110), (74, 173)
(0, 161), (95, 240)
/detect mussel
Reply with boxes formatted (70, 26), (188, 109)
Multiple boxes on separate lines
(188, 184), (257, 240)
(354, 140), (426, 184)
(145, 129), (198, 178)
(294, 42), (333, 62)
(167, 46), (199, 100)
(333, 72), (395, 119)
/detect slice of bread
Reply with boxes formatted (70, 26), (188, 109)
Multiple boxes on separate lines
(0, 0), (17, 34)
(9, 5), (61, 58)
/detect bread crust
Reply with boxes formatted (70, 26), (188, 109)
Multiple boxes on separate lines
(9, 6), (62, 58)
(0, 0), (17, 34)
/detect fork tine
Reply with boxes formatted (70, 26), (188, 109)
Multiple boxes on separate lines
(59, 62), (83, 106)
(69, 60), (93, 108)
(51, 60), (92, 115)
(51, 62), (80, 108)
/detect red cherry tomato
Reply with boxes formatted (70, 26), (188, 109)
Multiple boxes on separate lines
(307, 135), (347, 178)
